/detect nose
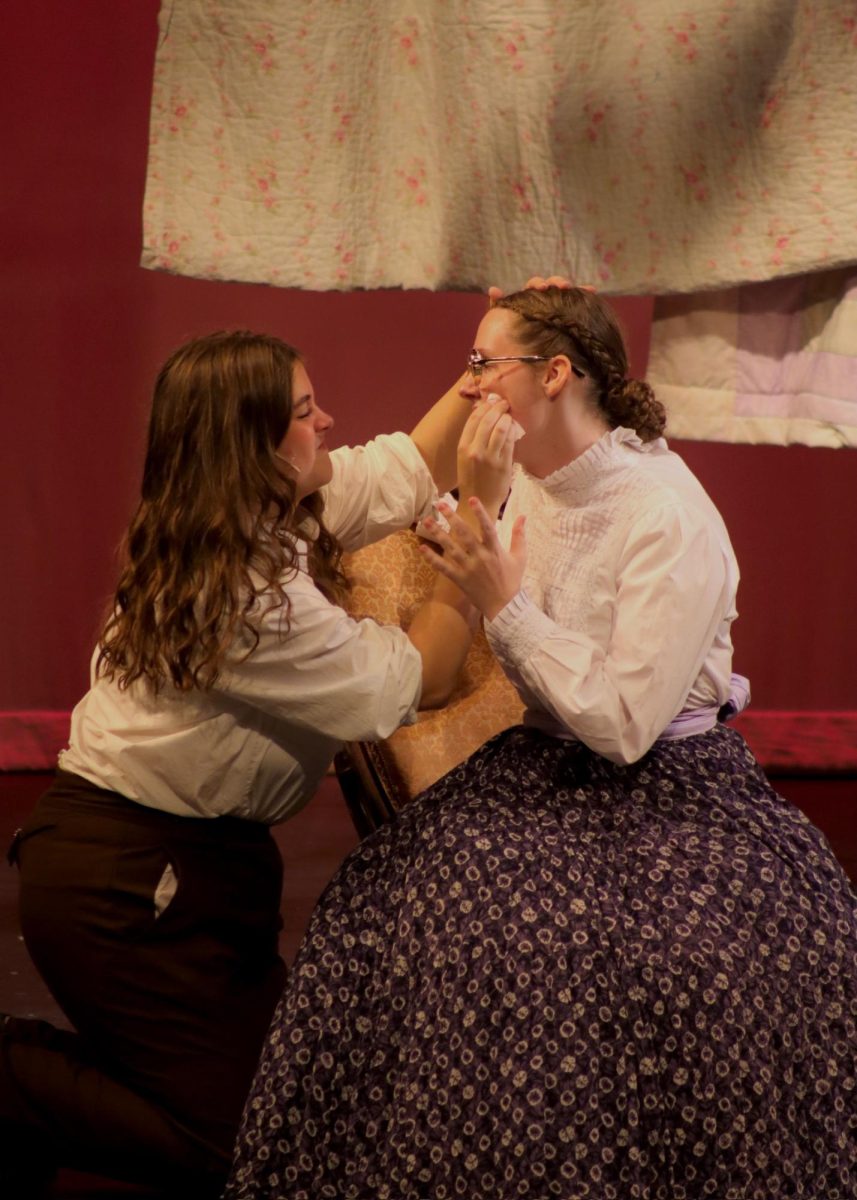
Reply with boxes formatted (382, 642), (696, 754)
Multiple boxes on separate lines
(316, 407), (334, 431)
(460, 375), (482, 401)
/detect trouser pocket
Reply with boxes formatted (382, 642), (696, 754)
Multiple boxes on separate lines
(6, 822), (57, 867)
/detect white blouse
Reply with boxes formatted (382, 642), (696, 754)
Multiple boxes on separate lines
(486, 427), (739, 765)
(59, 433), (436, 823)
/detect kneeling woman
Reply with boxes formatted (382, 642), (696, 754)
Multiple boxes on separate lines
(1, 330), (517, 1196)
(227, 289), (857, 1200)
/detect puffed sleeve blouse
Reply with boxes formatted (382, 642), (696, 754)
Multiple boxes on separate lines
(486, 428), (740, 765)
(59, 433), (437, 823)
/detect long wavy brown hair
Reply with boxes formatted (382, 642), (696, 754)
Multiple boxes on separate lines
(495, 287), (667, 441)
(97, 330), (348, 693)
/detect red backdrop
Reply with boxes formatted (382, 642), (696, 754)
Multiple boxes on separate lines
(1, 1), (855, 769)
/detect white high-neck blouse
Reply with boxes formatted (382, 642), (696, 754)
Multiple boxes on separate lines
(486, 427), (739, 765)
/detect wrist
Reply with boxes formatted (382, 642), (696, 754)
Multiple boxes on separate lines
(457, 490), (500, 524)
(483, 593), (512, 622)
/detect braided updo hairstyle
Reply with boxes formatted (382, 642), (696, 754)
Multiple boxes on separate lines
(494, 286), (666, 442)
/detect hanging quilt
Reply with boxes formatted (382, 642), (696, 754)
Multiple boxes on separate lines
(647, 267), (857, 448)
(142, 0), (857, 294)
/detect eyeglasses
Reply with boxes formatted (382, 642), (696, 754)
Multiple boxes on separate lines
(466, 351), (585, 380)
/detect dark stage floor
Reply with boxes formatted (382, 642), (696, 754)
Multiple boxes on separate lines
(0, 770), (359, 1199)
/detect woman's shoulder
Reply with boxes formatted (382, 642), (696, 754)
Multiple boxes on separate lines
(632, 442), (726, 522)
(326, 431), (425, 478)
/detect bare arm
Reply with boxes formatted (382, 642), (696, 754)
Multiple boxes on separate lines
(407, 400), (518, 707)
(406, 574), (479, 708)
(408, 373), (473, 494)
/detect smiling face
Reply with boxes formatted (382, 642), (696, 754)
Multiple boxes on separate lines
(276, 361), (335, 500)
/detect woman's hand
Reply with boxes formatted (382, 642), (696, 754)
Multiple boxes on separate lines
(487, 275), (593, 304)
(456, 396), (518, 520)
(421, 498), (527, 621)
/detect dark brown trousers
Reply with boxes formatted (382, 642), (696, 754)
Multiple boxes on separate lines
(1, 770), (287, 1195)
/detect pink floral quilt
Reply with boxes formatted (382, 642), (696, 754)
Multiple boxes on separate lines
(141, 0), (857, 295)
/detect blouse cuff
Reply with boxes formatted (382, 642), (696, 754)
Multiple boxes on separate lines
(485, 589), (557, 672)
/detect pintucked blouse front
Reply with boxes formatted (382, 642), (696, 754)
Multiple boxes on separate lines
(487, 428), (740, 765)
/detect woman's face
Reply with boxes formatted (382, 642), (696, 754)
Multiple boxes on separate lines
(276, 361), (335, 500)
(463, 307), (552, 440)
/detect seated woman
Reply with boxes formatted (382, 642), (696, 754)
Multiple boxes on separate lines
(226, 288), (857, 1200)
(0, 329), (517, 1197)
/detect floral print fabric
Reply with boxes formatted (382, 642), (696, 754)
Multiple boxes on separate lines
(143, 1), (857, 295)
(226, 726), (857, 1199)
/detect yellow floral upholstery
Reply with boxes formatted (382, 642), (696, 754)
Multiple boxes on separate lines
(335, 529), (524, 834)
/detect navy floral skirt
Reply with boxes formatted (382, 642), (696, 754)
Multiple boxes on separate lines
(225, 726), (857, 1200)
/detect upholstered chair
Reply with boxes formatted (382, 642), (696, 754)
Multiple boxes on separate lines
(335, 530), (524, 837)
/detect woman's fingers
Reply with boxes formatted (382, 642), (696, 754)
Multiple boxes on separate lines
(456, 400), (515, 519)
(509, 514), (527, 562)
(422, 520), (464, 562)
(419, 516), (480, 587)
(486, 410), (521, 454)
(525, 275), (571, 290)
(419, 541), (457, 582)
(523, 275), (596, 293)
(462, 395), (511, 456)
(458, 400), (499, 457)
(440, 497), (500, 556)
(437, 502), (480, 541)
(488, 277), (592, 303)
(465, 496), (499, 543)
(431, 505), (483, 556)
(423, 499), (524, 620)
(434, 504), (500, 567)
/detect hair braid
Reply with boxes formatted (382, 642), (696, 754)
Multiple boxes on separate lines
(496, 287), (667, 442)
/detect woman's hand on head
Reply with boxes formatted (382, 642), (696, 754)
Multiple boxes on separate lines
(487, 275), (594, 304)
(420, 499), (526, 621)
(456, 396), (518, 519)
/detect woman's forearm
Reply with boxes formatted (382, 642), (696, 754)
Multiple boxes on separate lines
(406, 573), (478, 709)
(408, 373), (472, 494)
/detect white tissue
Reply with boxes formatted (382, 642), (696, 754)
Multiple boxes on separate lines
(485, 393), (525, 442)
(414, 493), (456, 544)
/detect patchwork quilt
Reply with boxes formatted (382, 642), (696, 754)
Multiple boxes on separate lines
(647, 267), (857, 447)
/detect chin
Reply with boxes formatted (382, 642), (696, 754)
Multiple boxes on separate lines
(314, 460), (334, 491)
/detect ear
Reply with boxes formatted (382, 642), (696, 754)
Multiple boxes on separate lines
(542, 355), (573, 398)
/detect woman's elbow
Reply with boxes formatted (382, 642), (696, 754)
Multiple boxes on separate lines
(417, 676), (454, 710)
(584, 720), (658, 766)
(605, 742), (651, 767)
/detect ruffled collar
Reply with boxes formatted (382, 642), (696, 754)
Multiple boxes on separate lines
(515, 426), (663, 501)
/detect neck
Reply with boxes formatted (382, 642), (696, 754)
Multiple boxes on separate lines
(517, 402), (611, 479)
